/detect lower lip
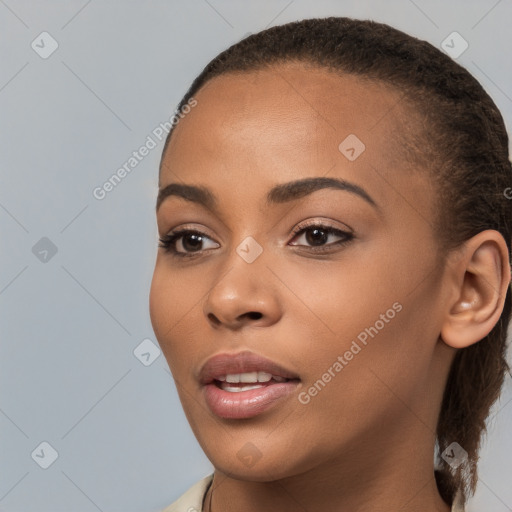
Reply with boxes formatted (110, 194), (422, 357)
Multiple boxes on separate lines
(203, 381), (299, 419)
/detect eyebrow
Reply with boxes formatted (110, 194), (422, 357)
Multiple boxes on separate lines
(156, 176), (379, 212)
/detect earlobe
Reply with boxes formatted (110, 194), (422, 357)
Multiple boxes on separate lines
(440, 230), (511, 350)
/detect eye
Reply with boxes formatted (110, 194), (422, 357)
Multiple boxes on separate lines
(159, 221), (354, 259)
(289, 221), (354, 253)
(159, 228), (219, 258)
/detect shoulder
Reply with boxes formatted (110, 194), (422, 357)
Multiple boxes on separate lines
(161, 474), (214, 512)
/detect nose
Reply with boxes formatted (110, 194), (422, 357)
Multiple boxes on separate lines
(203, 248), (282, 330)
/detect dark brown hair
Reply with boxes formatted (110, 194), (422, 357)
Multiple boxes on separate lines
(160, 16), (512, 507)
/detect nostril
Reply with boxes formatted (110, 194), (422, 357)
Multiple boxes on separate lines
(207, 313), (221, 325)
(246, 311), (262, 320)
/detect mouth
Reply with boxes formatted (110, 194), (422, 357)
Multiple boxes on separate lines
(213, 371), (291, 392)
(199, 351), (301, 419)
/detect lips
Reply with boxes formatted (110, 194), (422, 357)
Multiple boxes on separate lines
(199, 351), (300, 384)
(199, 351), (301, 419)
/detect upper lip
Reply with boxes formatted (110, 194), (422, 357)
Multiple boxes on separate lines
(199, 350), (300, 385)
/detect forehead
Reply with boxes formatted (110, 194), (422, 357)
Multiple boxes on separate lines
(160, 63), (432, 220)
(169, 62), (409, 149)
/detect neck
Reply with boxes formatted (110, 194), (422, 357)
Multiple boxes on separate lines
(207, 420), (451, 512)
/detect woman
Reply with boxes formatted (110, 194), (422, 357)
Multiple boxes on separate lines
(149, 17), (512, 512)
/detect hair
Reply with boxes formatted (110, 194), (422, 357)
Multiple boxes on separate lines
(160, 16), (512, 508)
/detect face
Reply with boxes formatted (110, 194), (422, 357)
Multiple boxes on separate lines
(150, 63), (454, 480)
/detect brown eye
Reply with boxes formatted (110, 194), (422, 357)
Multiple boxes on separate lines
(159, 229), (219, 257)
(289, 223), (354, 252)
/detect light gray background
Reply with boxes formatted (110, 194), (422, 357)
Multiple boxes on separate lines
(1, 1), (511, 511)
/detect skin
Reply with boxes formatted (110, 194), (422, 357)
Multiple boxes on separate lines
(149, 62), (511, 512)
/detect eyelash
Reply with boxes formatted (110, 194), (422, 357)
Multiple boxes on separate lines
(158, 221), (354, 259)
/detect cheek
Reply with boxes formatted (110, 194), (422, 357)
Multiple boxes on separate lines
(278, 250), (436, 405)
(149, 264), (169, 341)
(274, 252), (403, 347)
(149, 262), (208, 374)
(149, 264), (187, 369)
(286, 311), (421, 455)
(150, 262), (198, 339)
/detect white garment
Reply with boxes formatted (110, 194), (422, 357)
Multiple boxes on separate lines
(162, 474), (465, 512)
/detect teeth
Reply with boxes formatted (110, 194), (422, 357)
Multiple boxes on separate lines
(221, 383), (265, 392)
(222, 371), (281, 383)
(240, 372), (258, 383)
(257, 371), (272, 382)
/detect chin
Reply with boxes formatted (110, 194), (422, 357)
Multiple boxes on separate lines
(213, 458), (297, 482)
(200, 438), (315, 482)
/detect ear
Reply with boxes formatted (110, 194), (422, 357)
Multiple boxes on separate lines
(440, 230), (511, 349)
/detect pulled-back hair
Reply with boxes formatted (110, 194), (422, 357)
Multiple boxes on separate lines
(161, 16), (512, 507)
